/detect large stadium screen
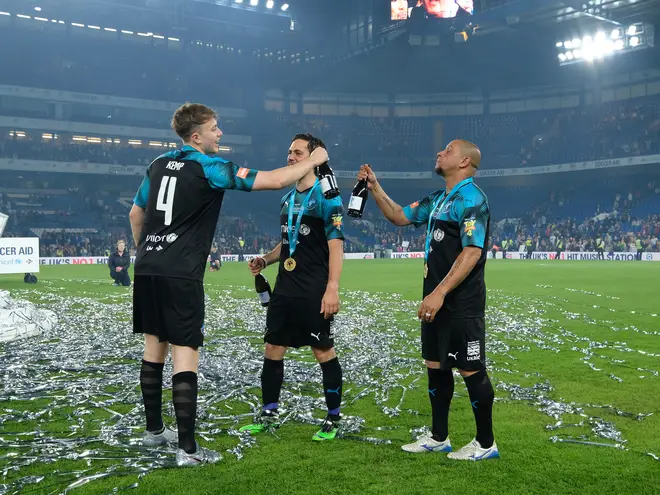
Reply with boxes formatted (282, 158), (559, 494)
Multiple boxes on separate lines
(391, 0), (475, 21)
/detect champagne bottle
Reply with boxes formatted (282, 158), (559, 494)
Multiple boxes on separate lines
(255, 273), (272, 307)
(347, 178), (368, 218)
(316, 162), (340, 199)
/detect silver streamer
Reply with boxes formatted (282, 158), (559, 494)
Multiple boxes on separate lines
(0, 280), (658, 494)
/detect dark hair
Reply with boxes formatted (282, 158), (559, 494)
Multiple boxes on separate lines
(171, 103), (217, 141)
(291, 133), (326, 154)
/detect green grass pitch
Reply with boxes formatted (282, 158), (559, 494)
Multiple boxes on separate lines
(1, 260), (659, 494)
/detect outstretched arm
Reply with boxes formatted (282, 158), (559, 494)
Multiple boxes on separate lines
(371, 182), (412, 227)
(357, 164), (411, 226)
(252, 148), (329, 191)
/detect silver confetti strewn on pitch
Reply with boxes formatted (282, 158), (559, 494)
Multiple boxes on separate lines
(0, 281), (658, 493)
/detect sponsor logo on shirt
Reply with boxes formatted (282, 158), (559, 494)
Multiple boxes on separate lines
(284, 201), (303, 213)
(145, 233), (178, 244)
(332, 215), (343, 229)
(463, 216), (477, 237)
(281, 224), (310, 236)
(409, 201), (419, 209)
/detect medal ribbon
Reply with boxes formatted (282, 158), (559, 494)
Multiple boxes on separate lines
(287, 180), (320, 257)
(424, 177), (474, 262)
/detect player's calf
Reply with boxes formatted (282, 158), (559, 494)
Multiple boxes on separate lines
(460, 368), (495, 451)
(313, 348), (342, 441)
(240, 352), (285, 434)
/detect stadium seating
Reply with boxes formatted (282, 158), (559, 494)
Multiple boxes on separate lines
(2, 169), (658, 256)
(3, 93), (658, 173)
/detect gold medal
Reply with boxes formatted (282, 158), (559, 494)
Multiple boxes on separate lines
(423, 263), (428, 279)
(284, 257), (297, 272)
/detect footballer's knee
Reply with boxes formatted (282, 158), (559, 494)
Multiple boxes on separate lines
(264, 343), (287, 360)
(312, 346), (336, 363)
(458, 369), (479, 378)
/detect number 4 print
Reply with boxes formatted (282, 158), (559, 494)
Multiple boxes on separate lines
(157, 176), (177, 226)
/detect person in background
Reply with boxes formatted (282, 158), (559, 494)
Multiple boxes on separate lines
(595, 235), (605, 260)
(391, 0), (410, 20)
(525, 236), (533, 259)
(238, 236), (246, 261)
(501, 238), (508, 259)
(424, 0), (459, 18)
(554, 236), (564, 260)
(109, 239), (131, 286)
(490, 240), (498, 260)
(209, 245), (221, 272)
(605, 234), (614, 258)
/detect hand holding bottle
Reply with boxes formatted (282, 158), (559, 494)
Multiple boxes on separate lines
(356, 164), (378, 191)
(248, 256), (266, 276)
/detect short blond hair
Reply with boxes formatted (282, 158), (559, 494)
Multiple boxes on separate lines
(171, 103), (217, 141)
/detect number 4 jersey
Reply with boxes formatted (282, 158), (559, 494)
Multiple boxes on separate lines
(132, 145), (257, 280)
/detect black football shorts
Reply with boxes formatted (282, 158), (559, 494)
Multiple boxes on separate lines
(133, 275), (205, 348)
(265, 293), (335, 349)
(421, 314), (486, 371)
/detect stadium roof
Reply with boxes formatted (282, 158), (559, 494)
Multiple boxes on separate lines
(294, 0), (660, 94)
(5, 0), (660, 94)
(468, 0), (660, 34)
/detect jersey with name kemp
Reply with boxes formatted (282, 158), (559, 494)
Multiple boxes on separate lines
(403, 180), (490, 318)
(275, 186), (344, 299)
(133, 145), (256, 281)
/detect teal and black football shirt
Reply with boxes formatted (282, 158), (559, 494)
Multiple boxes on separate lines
(274, 184), (344, 299)
(133, 145), (256, 281)
(403, 178), (490, 317)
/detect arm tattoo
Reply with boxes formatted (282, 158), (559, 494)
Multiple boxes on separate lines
(437, 249), (478, 295)
(443, 251), (465, 282)
(452, 252), (465, 271)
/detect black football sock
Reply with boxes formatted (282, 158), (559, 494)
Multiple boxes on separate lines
(463, 370), (495, 448)
(320, 357), (342, 420)
(427, 368), (454, 442)
(172, 371), (198, 454)
(140, 360), (164, 432)
(261, 358), (284, 412)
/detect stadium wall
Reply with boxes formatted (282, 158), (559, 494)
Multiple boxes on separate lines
(38, 252), (660, 265)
